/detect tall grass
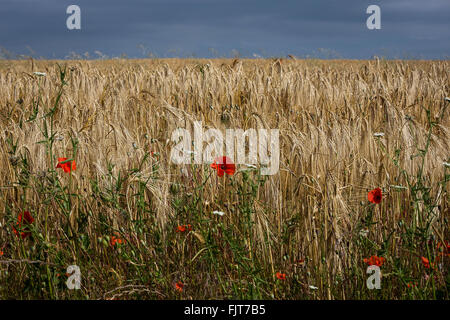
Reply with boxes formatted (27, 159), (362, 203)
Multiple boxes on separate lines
(0, 58), (448, 299)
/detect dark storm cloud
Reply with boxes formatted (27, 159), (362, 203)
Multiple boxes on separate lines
(0, 0), (449, 59)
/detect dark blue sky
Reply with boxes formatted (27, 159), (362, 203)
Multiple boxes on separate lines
(0, 0), (449, 59)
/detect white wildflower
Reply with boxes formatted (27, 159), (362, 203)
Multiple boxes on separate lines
(33, 72), (46, 77)
(373, 132), (385, 137)
(309, 285), (318, 290)
(212, 211), (225, 216)
(444, 161), (450, 168)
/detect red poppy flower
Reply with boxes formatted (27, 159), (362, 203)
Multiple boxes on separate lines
(210, 156), (236, 177)
(56, 157), (76, 173)
(176, 225), (186, 233)
(363, 255), (385, 267)
(0, 250), (3, 256)
(436, 241), (450, 257)
(175, 281), (184, 292)
(12, 211), (34, 239)
(368, 188), (382, 204)
(276, 272), (286, 280)
(110, 235), (125, 247)
(176, 224), (192, 233)
(421, 256), (431, 269)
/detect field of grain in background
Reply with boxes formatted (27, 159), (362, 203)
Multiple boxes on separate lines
(0, 58), (448, 299)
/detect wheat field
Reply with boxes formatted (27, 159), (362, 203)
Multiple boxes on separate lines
(0, 58), (448, 299)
